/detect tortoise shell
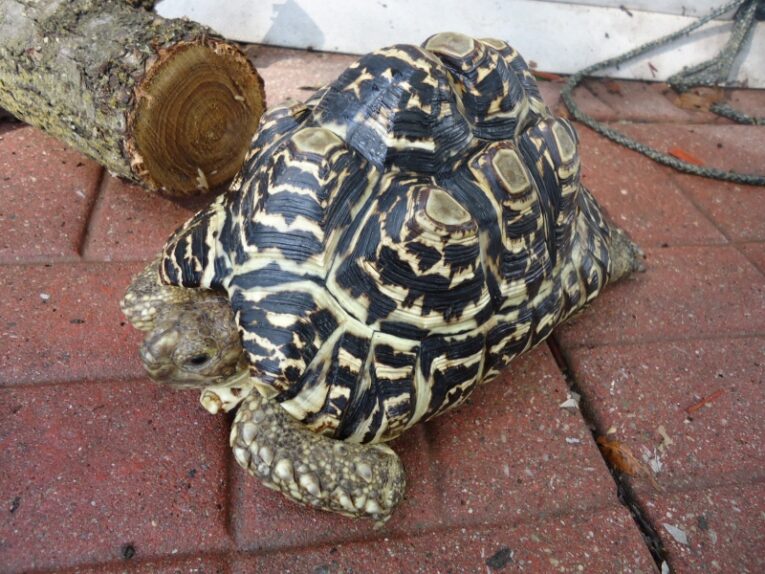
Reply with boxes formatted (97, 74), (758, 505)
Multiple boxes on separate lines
(159, 32), (616, 444)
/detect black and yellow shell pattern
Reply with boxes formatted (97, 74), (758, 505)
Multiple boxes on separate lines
(160, 33), (615, 444)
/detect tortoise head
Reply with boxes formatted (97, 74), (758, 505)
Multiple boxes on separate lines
(138, 299), (245, 387)
(121, 259), (246, 388)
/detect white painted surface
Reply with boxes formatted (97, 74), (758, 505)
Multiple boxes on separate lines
(156, 0), (764, 86)
(530, 0), (738, 18)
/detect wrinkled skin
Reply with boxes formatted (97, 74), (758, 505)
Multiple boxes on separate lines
(121, 259), (245, 387)
(610, 228), (646, 281)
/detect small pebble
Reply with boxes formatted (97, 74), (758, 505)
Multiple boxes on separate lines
(663, 523), (689, 546)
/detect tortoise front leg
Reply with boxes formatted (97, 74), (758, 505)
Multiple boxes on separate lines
(230, 392), (406, 523)
(199, 370), (254, 414)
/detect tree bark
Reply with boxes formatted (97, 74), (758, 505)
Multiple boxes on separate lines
(0, 0), (265, 195)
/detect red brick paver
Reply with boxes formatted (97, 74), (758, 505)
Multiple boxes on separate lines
(738, 242), (765, 274)
(580, 80), (720, 124)
(1, 44), (763, 574)
(642, 484), (765, 574)
(556, 246), (765, 348)
(675, 176), (765, 243)
(0, 126), (102, 264)
(82, 176), (211, 262)
(0, 380), (230, 573)
(428, 346), (615, 525)
(540, 81), (617, 121)
(563, 338), (765, 493)
(578, 128), (725, 248)
(0, 262), (146, 385)
(245, 46), (356, 106)
(69, 555), (229, 574)
(233, 506), (657, 574)
(615, 124), (764, 176)
(572, 80), (765, 126)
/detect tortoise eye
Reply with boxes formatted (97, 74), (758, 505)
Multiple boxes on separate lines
(187, 353), (211, 367)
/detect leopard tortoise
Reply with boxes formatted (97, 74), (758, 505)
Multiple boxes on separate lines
(121, 32), (643, 523)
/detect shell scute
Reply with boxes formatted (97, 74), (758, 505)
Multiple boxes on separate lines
(160, 34), (628, 443)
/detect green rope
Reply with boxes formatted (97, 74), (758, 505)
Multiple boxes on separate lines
(668, 1), (759, 91)
(711, 102), (765, 125)
(562, 0), (765, 187)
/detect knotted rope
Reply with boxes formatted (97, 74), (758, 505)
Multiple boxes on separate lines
(561, 0), (765, 186)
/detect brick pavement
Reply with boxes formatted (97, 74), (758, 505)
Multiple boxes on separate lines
(1, 46), (763, 574)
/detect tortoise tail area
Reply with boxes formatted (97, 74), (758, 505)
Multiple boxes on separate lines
(573, 185), (644, 286)
(608, 224), (645, 282)
(560, 185), (644, 321)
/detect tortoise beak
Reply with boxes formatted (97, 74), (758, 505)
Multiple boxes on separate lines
(139, 327), (183, 383)
(139, 345), (177, 383)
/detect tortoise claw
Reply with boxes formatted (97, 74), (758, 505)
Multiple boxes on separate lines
(230, 392), (406, 522)
(199, 371), (254, 414)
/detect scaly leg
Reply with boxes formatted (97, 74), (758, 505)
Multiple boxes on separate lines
(230, 392), (406, 524)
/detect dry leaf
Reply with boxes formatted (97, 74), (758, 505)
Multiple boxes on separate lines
(672, 87), (724, 112)
(685, 388), (725, 414)
(668, 147), (704, 166)
(596, 435), (662, 490)
(531, 70), (563, 82)
(597, 436), (643, 475)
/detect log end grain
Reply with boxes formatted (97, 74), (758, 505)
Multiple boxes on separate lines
(128, 39), (265, 196)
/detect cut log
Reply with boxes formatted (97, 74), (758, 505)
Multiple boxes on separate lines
(0, 0), (265, 195)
